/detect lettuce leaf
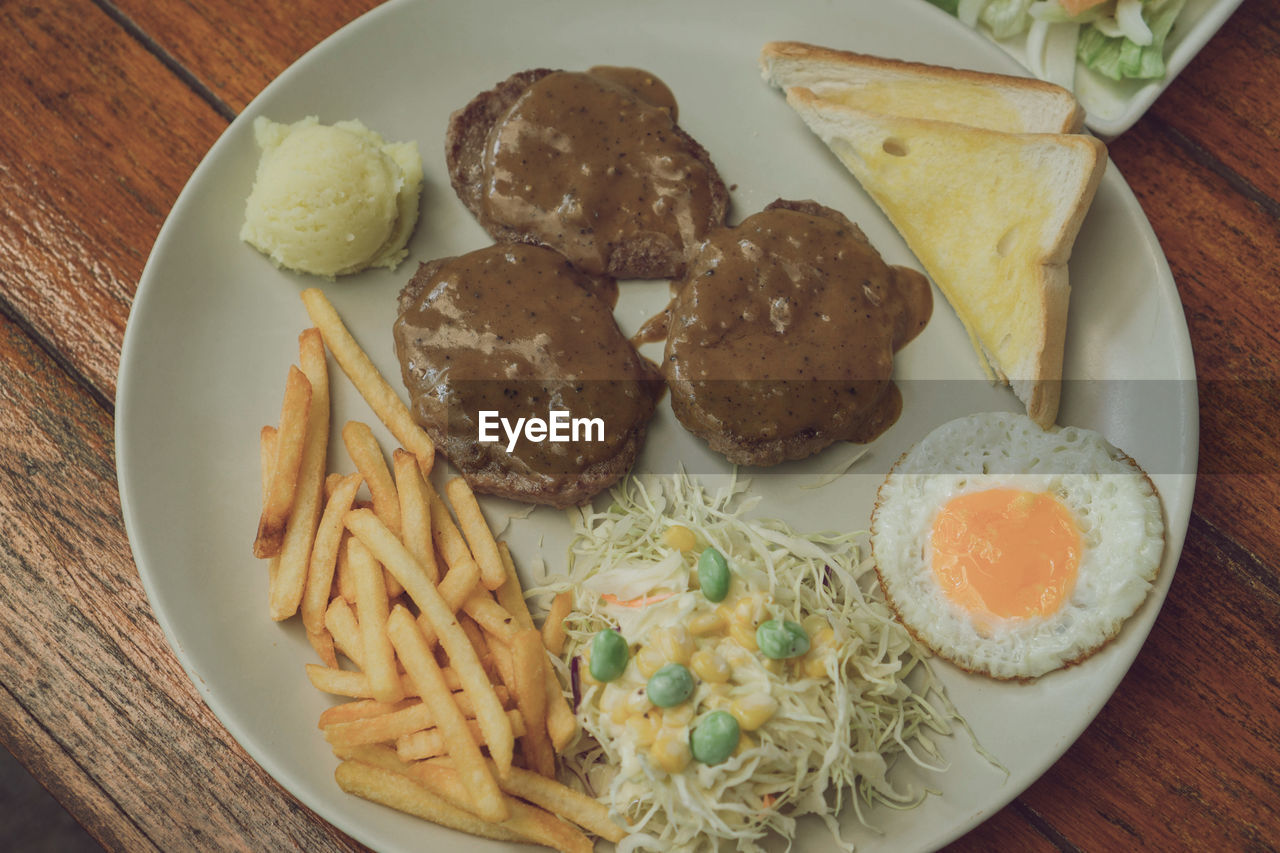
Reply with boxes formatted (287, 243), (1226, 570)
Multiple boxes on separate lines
(1076, 0), (1187, 79)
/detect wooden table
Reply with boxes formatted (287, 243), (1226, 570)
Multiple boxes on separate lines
(2, 1), (1276, 850)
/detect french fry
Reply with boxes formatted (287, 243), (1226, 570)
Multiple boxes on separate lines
(342, 421), (401, 537)
(395, 710), (526, 762)
(323, 693), (489, 750)
(385, 605), (508, 823)
(260, 426), (282, 588)
(463, 591), (518, 645)
(444, 477), (506, 590)
(307, 629), (339, 669)
(427, 485), (483, 591)
(254, 365), (312, 558)
(393, 448), (437, 584)
(269, 329), (330, 621)
(345, 509), (515, 777)
(304, 663), (497, 700)
(318, 698), (415, 729)
(334, 760), (523, 844)
(337, 747), (579, 851)
(512, 628), (557, 777)
(483, 760), (626, 844)
(408, 759), (591, 853)
(349, 537), (403, 704)
(334, 529), (357, 604)
(324, 596), (364, 668)
(437, 552), (481, 614)
(542, 591), (573, 656)
(303, 472), (363, 635)
(498, 543), (577, 751)
(494, 542), (535, 632)
(300, 288), (435, 474)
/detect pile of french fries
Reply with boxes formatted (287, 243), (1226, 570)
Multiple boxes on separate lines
(251, 288), (621, 851)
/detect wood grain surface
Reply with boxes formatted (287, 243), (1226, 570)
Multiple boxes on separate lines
(1, 1), (1276, 851)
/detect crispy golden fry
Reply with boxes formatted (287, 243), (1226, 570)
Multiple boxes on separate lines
(333, 760), (523, 844)
(307, 629), (338, 668)
(444, 477), (506, 590)
(393, 448), (437, 584)
(437, 555), (481, 614)
(254, 365), (312, 558)
(324, 596), (364, 668)
(345, 509), (515, 776)
(427, 484), (483, 586)
(489, 638), (517, 696)
(512, 628), (557, 777)
(304, 663), (493, 700)
(542, 591), (573, 656)
(494, 542), (535, 632)
(318, 698), (415, 729)
(409, 760), (591, 853)
(497, 543), (577, 751)
(300, 288), (435, 474)
(463, 592), (517, 645)
(342, 421), (401, 536)
(260, 426), (278, 500)
(323, 692), (489, 750)
(348, 537), (404, 704)
(334, 529), (357, 603)
(303, 471), (363, 634)
(485, 760), (626, 844)
(385, 605), (508, 823)
(268, 329), (330, 620)
(395, 710), (526, 762)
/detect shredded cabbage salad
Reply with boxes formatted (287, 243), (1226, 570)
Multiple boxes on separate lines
(927, 0), (1189, 83)
(527, 474), (973, 852)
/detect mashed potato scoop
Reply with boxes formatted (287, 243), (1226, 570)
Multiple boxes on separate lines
(241, 115), (422, 278)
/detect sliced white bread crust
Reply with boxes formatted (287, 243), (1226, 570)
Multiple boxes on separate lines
(761, 41), (1085, 134)
(784, 86), (1107, 428)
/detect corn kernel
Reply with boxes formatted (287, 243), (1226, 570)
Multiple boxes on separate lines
(803, 652), (829, 679)
(703, 691), (731, 711)
(654, 626), (693, 665)
(687, 610), (726, 637)
(730, 694), (778, 731)
(811, 627), (836, 650)
(728, 621), (758, 651)
(720, 641), (754, 669)
(664, 702), (695, 726)
(734, 595), (758, 624)
(663, 525), (698, 552)
(801, 614), (829, 637)
(610, 701), (631, 726)
(734, 732), (757, 756)
(635, 645), (666, 678)
(690, 648), (731, 683)
(625, 714), (659, 746)
(625, 688), (652, 715)
(651, 728), (692, 773)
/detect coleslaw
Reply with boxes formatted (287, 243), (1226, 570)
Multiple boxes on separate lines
(528, 474), (980, 852)
(928, 0), (1189, 83)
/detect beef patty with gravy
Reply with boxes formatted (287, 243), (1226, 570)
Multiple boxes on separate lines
(393, 243), (662, 508)
(446, 67), (729, 279)
(663, 199), (932, 466)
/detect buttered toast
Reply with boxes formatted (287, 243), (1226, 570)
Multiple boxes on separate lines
(760, 41), (1085, 134)
(781, 86), (1106, 428)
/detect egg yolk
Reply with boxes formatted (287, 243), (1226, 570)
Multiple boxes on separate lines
(930, 488), (1080, 621)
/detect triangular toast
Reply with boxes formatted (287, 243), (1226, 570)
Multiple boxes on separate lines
(761, 41), (1085, 134)
(782, 86), (1107, 427)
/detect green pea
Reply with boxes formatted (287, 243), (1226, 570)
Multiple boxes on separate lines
(690, 710), (740, 765)
(697, 547), (730, 603)
(589, 629), (629, 682)
(646, 663), (695, 707)
(756, 619), (810, 659)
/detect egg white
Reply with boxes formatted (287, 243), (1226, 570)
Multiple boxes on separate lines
(870, 412), (1165, 679)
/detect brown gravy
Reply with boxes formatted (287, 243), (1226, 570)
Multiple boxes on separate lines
(480, 68), (721, 278)
(393, 243), (662, 503)
(663, 201), (931, 464)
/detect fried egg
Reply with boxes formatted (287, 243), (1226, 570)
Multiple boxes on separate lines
(870, 412), (1165, 679)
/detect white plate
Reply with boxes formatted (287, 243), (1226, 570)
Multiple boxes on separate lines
(115, 1), (1198, 851)
(925, 0), (1245, 137)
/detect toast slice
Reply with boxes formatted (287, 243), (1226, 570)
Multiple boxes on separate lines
(783, 86), (1107, 428)
(761, 41), (1085, 134)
